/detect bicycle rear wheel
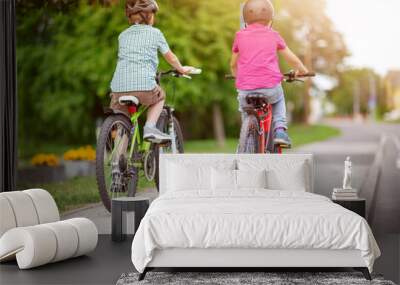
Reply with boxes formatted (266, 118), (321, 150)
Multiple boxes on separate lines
(154, 110), (184, 191)
(96, 115), (138, 212)
(238, 115), (260, 153)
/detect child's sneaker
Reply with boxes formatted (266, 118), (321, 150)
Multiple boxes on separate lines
(143, 126), (171, 143)
(274, 128), (291, 147)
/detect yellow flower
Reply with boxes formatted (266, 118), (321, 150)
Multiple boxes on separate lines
(31, 154), (60, 167)
(63, 146), (96, 161)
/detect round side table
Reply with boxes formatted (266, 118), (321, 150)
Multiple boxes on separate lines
(111, 196), (150, 242)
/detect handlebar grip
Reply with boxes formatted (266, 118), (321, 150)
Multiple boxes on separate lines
(189, 68), (202, 75)
(301, 72), (316, 77)
(283, 71), (316, 78)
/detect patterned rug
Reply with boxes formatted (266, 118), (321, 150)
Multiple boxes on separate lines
(117, 272), (396, 285)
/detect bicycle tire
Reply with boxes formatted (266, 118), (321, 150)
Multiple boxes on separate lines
(266, 123), (275, 153)
(154, 110), (184, 191)
(96, 115), (138, 212)
(238, 115), (260, 154)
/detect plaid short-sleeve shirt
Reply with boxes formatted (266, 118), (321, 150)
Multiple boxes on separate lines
(110, 25), (170, 92)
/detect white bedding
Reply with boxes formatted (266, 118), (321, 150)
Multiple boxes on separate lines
(131, 190), (380, 273)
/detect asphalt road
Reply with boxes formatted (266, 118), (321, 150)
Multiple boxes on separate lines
(295, 119), (400, 234)
(295, 119), (400, 283)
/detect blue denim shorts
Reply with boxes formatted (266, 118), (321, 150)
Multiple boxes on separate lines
(237, 84), (284, 112)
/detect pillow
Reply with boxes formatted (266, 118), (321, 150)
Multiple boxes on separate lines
(237, 158), (311, 192)
(167, 162), (211, 191)
(266, 161), (308, 191)
(211, 168), (237, 191)
(236, 169), (267, 189)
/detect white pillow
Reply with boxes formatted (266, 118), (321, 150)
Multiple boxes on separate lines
(211, 168), (237, 191)
(266, 162), (308, 191)
(167, 162), (211, 191)
(237, 158), (311, 192)
(236, 169), (267, 189)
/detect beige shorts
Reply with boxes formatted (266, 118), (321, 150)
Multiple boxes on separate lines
(110, 85), (166, 115)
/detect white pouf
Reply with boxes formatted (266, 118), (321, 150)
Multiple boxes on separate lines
(1, 191), (39, 227)
(0, 189), (98, 269)
(0, 196), (17, 237)
(23, 189), (60, 223)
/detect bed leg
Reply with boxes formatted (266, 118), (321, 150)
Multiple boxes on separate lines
(138, 268), (148, 281)
(354, 267), (372, 280)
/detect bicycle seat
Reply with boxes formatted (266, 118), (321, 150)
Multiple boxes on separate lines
(246, 94), (269, 107)
(119, 96), (140, 106)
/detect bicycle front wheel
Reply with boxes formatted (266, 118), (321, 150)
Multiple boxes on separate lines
(96, 115), (138, 212)
(238, 115), (260, 154)
(154, 110), (184, 191)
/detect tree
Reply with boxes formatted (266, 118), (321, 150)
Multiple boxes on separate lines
(329, 68), (382, 116)
(156, 0), (243, 145)
(16, 0), (348, 150)
(274, 0), (348, 122)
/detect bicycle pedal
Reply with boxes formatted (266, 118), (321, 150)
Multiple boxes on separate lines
(110, 186), (126, 193)
(277, 144), (291, 149)
(144, 137), (171, 145)
(156, 140), (171, 147)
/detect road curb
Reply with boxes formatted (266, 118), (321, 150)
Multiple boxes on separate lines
(61, 202), (103, 218)
(360, 136), (386, 222)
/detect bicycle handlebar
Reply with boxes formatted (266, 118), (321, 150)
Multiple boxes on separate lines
(225, 75), (236, 80)
(225, 70), (315, 83)
(283, 70), (315, 82)
(157, 68), (202, 80)
(282, 71), (316, 77)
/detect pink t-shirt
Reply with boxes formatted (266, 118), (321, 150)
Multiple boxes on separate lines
(232, 24), (287, 90)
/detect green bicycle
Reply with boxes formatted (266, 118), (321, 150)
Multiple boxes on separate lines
(96, 69), (201, 212)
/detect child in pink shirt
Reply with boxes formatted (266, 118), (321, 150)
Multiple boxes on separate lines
(231, 0), (309, 147)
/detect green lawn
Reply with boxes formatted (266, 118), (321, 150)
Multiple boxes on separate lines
(18, 176), (100, 213)
(18, 124), (340, 213)
(17, 173), (159, 213)
(184, 124), (341, 153)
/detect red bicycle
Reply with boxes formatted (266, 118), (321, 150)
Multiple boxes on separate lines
(227, 71), (315, 154)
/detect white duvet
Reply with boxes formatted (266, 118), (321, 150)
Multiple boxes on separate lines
(131, 190), (380, 273)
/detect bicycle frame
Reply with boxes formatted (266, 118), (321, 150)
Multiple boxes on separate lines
(228, 71), (315, 154)
(110, 68), (199, 166)
(107, 105), (150, 169)
(254, 103), (282, 154)
(257, 104), (272, 154)
(128, 105), (151, 165)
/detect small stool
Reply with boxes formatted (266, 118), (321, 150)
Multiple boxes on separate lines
(111, 197), (150, 242)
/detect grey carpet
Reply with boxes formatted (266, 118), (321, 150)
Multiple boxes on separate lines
(117, 272), (396, 285)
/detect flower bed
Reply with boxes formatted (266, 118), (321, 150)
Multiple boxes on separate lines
(18, 146), (97, 184)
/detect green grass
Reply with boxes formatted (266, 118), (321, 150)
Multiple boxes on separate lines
(289, 124), (341, 147)
(18, 176), (100, 213)
(184, 124), (341, 153)
(18, 124), (340, 213)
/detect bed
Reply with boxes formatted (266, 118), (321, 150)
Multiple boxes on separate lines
(131, 154), (380, 280)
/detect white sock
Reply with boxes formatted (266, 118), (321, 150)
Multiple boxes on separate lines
(145, 122), (156, 129)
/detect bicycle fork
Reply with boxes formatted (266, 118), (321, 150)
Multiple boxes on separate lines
(111, 127), (129, 192)
(165, 107), (178, 154)
(169, 120), (177, 154)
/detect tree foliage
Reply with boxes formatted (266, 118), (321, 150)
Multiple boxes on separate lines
(329, 68), (383, 115)
(16, 0), (348, 146)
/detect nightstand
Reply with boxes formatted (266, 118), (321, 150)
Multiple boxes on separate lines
(332, 198), (366, 218)
(111, 197), (150, 242)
